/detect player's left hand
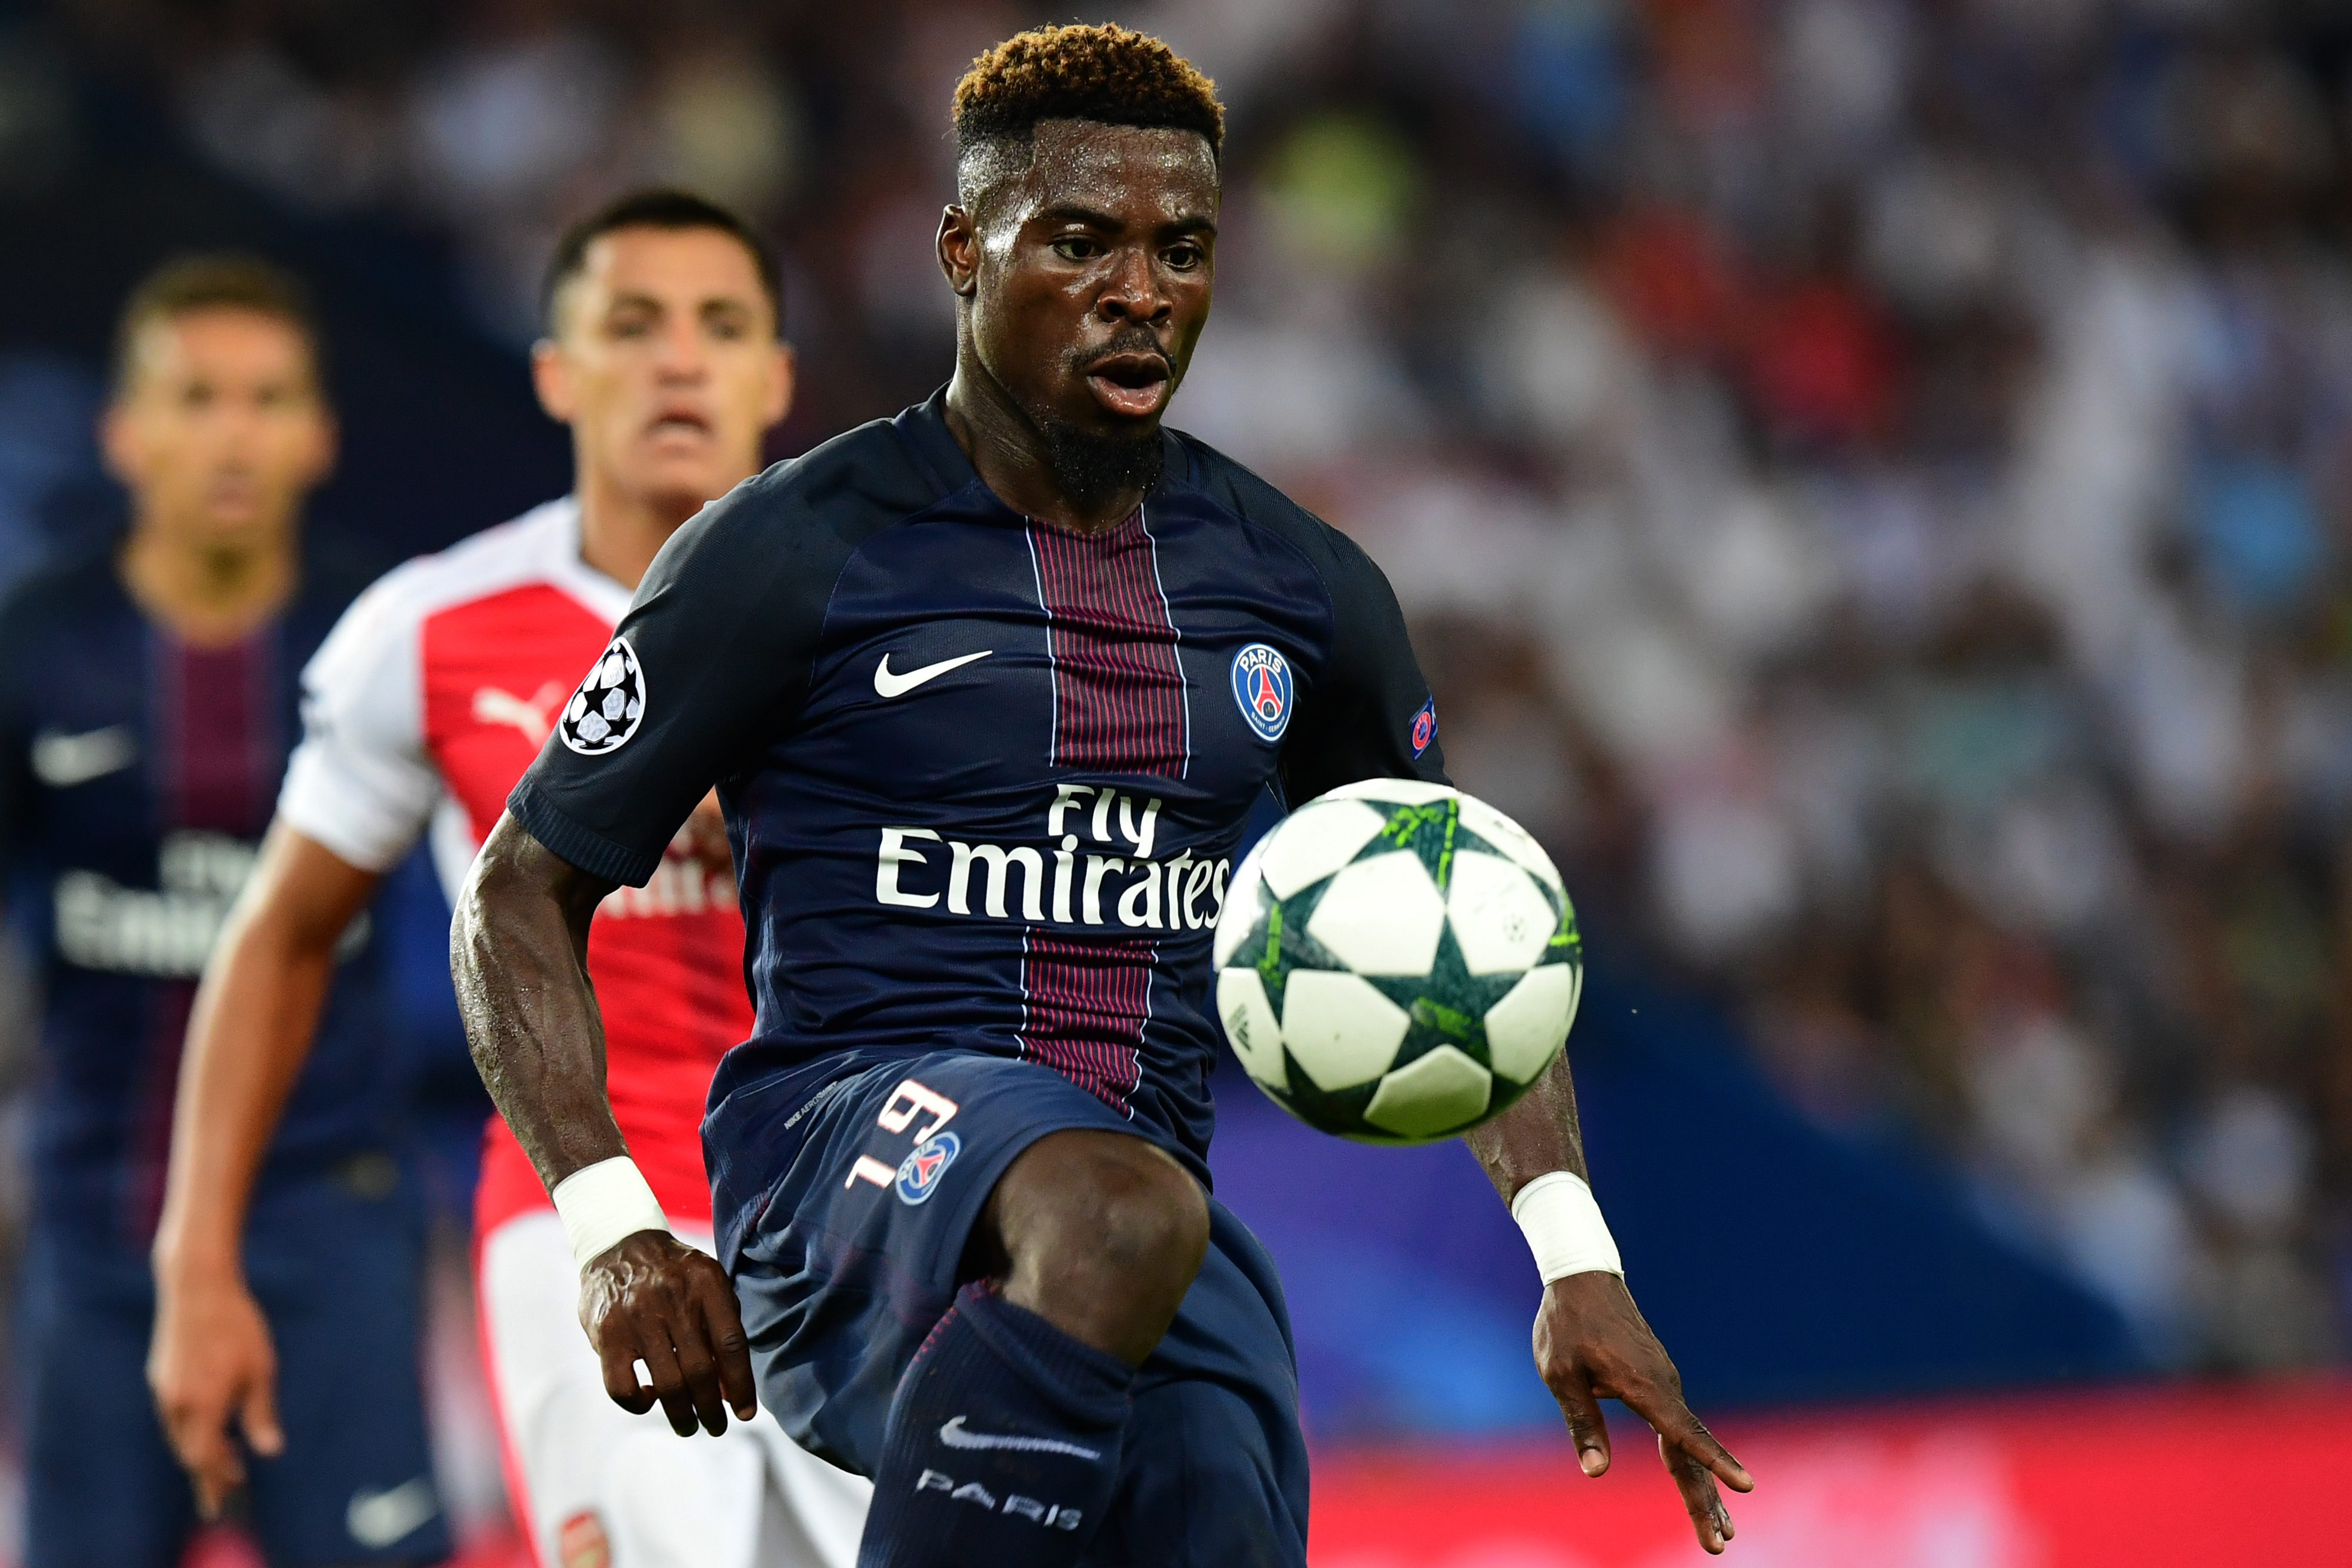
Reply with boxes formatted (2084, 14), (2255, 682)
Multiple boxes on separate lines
(1534, 1270), (1753, 1554)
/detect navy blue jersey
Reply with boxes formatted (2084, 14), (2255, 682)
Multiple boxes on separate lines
(511, 392), (1446, 1265)
(0, 550), (399, 1252)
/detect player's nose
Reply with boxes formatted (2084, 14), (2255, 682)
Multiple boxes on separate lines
(652, 319), (712, 379)
(1097, 248), (1171, 325)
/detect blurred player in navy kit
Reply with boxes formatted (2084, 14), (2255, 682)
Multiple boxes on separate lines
(452, 24), (1748, 1568)
(0, 258), (446, 1566)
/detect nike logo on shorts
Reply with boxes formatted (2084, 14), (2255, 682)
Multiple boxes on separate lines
(346, 1476), (440, 1548)
(31, 726), (136, 788)
(875, 650), (991, 699)
(938, 1414), (1101, 1460)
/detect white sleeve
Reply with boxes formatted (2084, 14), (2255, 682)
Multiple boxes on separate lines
(278, 571), (439, 872)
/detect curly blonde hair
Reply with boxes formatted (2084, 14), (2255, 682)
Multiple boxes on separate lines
(953, 23), (1223, 159)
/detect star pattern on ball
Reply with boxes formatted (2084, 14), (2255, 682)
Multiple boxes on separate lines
(1361, 922), (1526, 1072)
(1224, 875), (1341, 1019)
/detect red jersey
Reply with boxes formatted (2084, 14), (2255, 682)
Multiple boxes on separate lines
(279, 498), (748, 1234)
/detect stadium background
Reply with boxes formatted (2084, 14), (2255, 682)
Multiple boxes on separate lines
(1, 0), (2350, 1562)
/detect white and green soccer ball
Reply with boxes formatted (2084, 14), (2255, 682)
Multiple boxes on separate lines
(1213, 780), (1583, 1145)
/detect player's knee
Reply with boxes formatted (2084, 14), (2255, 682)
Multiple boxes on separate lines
(989, 1130), (1209, 1359)
(1084, 1141), (1209, 1296)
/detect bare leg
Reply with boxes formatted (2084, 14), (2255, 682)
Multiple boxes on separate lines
(965, 1129), (1210, 1366)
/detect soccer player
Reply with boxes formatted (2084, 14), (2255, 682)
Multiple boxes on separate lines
(0, 256), (448, 1566)
(146, 194), (870, 1567)
(454, 26), (1753, 1566)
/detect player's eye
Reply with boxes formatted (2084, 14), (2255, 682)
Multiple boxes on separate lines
(608, 313), (655, 338)
(1163, 242), (1205, 272)
(1052, 235), (1105, 263)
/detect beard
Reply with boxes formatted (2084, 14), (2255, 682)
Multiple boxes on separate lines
(1020, 325), (1170, 513)
(1031, 406), (1164, 513)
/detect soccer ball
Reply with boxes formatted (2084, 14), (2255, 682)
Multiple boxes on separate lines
(1213, 780), (1583, 1145)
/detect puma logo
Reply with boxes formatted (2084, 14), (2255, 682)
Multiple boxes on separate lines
(472, 683), (566, 746)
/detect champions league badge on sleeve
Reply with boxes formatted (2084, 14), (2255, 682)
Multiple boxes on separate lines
(895, 1130), (962, 1205)
(1230, 644), (1293, 743)
(1410, 694), (1439, 758)
(558, 636), (646, 756)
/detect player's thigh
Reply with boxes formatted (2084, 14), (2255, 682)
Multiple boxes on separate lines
(732, 1052), (1154, 1476)
(18, 1239), (195, 1568)
(1080, 1202), (1309, 1568)
(481, 1209), (858, 1568)
(242, 1176), (449, 1568)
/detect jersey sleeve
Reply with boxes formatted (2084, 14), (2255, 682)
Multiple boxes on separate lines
(1277, 523), (1450, 804)
(507, 470), (839, 888)
(276, 572), (439, 872)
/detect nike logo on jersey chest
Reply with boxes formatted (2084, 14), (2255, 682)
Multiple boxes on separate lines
(32, 725), (138, 787)
(874, 649), (992, 699)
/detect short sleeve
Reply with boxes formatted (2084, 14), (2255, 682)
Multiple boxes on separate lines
(1278, 526), (1450, 804)
(506, 474), (832, 888)
(276, 575), (439, 872)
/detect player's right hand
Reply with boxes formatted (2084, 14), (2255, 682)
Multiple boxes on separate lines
(147, 1266), (284, 1518)
(580, 1230), (759, 1438)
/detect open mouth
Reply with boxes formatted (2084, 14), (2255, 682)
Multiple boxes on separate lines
(646, 408), (715, 441)
(1082, 353), (1172, 418)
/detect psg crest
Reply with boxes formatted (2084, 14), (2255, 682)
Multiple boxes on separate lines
(558, 636), (646, 756)
(895, 1130), (960, 1206)
(1230, 643), (1293, 743)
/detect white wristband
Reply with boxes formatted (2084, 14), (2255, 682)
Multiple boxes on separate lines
(551, 1157), (671, 1272)
(1512, 1171), (1622, 1283)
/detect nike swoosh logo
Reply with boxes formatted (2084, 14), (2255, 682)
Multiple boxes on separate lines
(875, 649), (991, 699)
(31, 726), (137, 788)
(346, 1476), (440, 1549)
(937, 1414), (1101, 1460)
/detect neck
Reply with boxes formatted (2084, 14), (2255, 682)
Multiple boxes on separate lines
(119, 514), (296, 646)
(573, 461), (705, 591)
(943, 353), (1153, 533)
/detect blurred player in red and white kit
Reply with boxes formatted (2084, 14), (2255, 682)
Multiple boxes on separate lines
(148, 191), (871, 1566)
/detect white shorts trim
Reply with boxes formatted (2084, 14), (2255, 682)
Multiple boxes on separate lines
(478, 1210), (870, 1567)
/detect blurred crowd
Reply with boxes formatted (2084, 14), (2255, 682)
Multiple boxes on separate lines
(42, 0), (2352, 1376)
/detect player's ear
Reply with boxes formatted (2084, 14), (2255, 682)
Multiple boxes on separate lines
(938, 205), (981, 299)
(298, 407), (339, 490)
(98, 382), (169, 489)
(531, 338), (575, 423)
(762, 342), (795, 431)
(98, 401), (141, 486)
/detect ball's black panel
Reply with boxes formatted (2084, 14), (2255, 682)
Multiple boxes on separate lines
(1223, 872), (1347, 1017)
(1365, 924), (1521, 1072)
(1272, 1049), (1383, 1137)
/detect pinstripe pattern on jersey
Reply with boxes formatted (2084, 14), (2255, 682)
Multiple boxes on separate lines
(1026, 512), (1187, 777)
(1018, 932), (1155, 1111)
(1019, 510), (1189, 1114)
(130, 629), (278, 1241)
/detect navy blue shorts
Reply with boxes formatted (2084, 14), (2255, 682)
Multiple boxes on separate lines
(732, 1052), (1310, 1567)
(19, 1163), (449, 1568)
